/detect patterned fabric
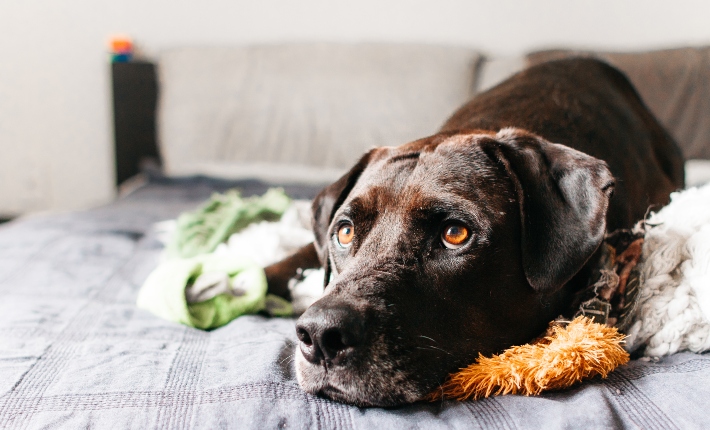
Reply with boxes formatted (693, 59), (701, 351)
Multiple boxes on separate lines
(1, 178), (709, 429)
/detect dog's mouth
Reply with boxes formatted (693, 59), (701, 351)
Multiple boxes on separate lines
(315, 385), (356, 405)
(316, 385), (340, 398)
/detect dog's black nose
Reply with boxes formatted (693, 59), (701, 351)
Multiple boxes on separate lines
(296, 298), (364, 366)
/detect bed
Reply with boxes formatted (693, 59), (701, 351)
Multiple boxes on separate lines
(2, 43), (710, 429)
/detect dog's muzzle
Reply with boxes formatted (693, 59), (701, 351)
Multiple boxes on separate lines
(293, 283), (424, 406)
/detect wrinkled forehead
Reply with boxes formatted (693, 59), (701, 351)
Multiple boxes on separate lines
(340, 134), (507, 215)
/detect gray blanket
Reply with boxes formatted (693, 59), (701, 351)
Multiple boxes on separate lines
(1, 178), (709, 429)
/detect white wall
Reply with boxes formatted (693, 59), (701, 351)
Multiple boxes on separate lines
(1, 0), (709, 215)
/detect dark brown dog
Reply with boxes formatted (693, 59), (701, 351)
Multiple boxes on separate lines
(265, 58), (684, 406)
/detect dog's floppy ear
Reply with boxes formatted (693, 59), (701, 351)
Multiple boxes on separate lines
(483, 128), (615, 293)
(311, 150), (374, 285)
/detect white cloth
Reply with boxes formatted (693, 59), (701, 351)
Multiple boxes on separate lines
(625, 184), (710, 356)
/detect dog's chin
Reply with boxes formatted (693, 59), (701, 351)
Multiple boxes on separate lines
(294, 348), (425, 407)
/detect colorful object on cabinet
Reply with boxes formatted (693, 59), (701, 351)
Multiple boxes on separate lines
(109, 36), (133, 62)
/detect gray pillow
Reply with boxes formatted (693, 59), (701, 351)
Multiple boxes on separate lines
(157, 43), (482, 183)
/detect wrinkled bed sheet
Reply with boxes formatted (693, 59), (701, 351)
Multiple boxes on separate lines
(1, 177), (709, 429)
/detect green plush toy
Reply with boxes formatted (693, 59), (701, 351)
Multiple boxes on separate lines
(166, 188), (290, 259)
(138, 188), (294, 330)
(137, 254), (291, 330)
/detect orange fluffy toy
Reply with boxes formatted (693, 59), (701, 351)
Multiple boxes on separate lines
(429, 316), (629, 401)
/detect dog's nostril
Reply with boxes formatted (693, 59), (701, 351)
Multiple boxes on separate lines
(321, 329), (347, 355)
(297, 324), (321, 364)
(296, 327), (313, 347)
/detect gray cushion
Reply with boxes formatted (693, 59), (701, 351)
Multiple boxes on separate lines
(157, 43), (482, 183)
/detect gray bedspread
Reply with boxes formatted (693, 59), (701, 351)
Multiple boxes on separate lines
(1, 178), (709, 429)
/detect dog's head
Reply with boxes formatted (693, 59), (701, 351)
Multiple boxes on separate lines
(295, 128), (615, 406)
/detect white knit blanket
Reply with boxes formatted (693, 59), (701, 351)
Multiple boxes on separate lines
(625, 183), (710, 356)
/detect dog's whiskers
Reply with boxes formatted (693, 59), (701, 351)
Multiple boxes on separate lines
(415, 345), (454, 356)
(279, 353), (295, 365)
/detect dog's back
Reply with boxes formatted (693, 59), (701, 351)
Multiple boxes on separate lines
(441, 58), (684, 231)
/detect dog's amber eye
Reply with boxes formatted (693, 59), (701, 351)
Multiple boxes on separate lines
(442, 224), (469, 249)
(337, 224), (354, 248)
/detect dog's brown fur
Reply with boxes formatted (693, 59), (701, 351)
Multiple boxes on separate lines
(265, 58), (684, 406)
